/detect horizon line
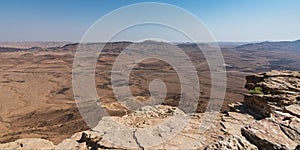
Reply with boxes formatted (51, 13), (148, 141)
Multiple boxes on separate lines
(0, 38), (299, 44)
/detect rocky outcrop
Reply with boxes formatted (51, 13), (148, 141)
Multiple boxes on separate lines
(244, 70), (300, 117)
(285, 104), (300, 118)
(1, 70), (299, 150)
(242, 70), (300, 150)
(204, 135), (257, 150)
(0, 105), (226, 149)
(220, 111), (255, 136)
(242, 112), (300, 150)
(0, 138), (55, 150)
(55, 105), (224, 149)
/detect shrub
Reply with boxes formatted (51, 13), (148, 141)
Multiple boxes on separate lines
(249, 87), (263, 95)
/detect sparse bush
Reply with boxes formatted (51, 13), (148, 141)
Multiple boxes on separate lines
(249, 87), (264, 95)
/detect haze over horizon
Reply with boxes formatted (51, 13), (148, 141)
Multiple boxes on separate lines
(1, 0), (300, 42)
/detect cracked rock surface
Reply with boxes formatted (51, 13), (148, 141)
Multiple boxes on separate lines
(241, 112), (300, 150)
(0, 105), (225, 149)
(54, 105), (224, 149)
(204, 135), (257, 150)
(241, 70), (300, 150)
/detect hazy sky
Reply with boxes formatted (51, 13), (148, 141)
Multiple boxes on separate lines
(0, 0), (299, 42)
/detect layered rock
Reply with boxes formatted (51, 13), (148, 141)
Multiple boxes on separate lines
(204, 135), (257, 150)
(220, 111), (255, 136)
(242, 70), (300, 150)
(242, 112), (300, 150)
(244, 70), (300, 117)
(286, 104), (300, 118)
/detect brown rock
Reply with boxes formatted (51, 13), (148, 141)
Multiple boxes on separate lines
(45, 105), (224, 149)
(285, 104), (300, 118)
(245, 74), (265, 85)
(270, 112), (300, 144)
(241, 114), (299, 150)
(244, 70), (300, 117)
(221, 112), (255, 136)
(205, 135), (258, 150)
(0, 138), (55, 150)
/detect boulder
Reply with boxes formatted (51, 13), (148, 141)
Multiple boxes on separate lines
(220, 112), (255, 136)
(55, 132), (88, 150)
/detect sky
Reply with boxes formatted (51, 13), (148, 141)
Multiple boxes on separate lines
(0, 0), (299, 42)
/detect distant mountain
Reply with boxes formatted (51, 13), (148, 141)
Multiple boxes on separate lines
(0, 41), (70, 49)
(0, 47), (24, 52)
(217, 42), (252, 48)
(235, 40), (300, 51)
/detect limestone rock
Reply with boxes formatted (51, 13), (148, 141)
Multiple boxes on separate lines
(285, 104), (300, 118)
(221, 112), (255, 136)
(242, 71), (300, 150)
(204, 135), (258, 150)
(0, 138), (55, 150)
(241, 113), (299, 150)
(53, 105), (225, 149)
(244, 70), (300, 117)
(89, 105), (224, 149)
(55, 139), (87, 150)
(270, 112), (300, 143)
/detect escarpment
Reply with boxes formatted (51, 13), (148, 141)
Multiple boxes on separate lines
(1, 70), (299, 150)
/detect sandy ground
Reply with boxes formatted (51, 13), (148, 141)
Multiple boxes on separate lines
(0, 51), (90, 144)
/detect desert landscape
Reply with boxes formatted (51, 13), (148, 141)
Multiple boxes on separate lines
(0, 40), (299, 149)
(0, 0), (300, 149)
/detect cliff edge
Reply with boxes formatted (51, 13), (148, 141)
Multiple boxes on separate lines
(1, 70), (299, 150)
